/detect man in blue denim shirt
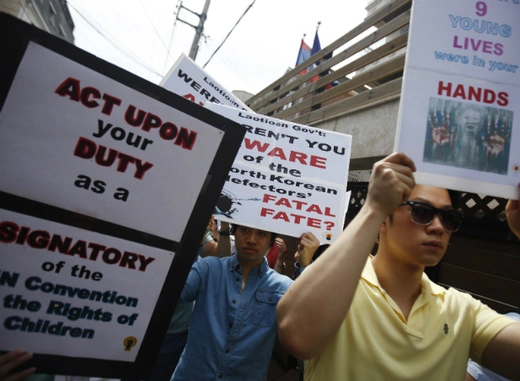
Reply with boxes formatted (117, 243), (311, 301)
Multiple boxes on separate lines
(171, 225), (319, 381)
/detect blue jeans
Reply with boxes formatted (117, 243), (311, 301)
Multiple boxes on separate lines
(148, 330), (189, 381)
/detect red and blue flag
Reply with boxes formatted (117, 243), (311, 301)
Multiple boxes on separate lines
(296, 31), (339, 88)
(295, 39), (312, 75)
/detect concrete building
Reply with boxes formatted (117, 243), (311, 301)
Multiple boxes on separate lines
(1, 0), (74, 44)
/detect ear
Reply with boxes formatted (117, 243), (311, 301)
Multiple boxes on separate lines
(380, 219), (388, 232)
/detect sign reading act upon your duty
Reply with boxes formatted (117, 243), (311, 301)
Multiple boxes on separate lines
(395, 0), (520, 199)
(206, 104), (352, 244)
(0, 43), (223, 242)
(0, 13), (245, 378)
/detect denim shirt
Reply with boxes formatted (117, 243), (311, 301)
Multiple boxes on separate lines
(171, 253), (293, 381)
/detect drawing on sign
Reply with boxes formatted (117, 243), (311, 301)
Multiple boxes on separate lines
(423, 97), (513, 174)
(214, 189), (261, 218)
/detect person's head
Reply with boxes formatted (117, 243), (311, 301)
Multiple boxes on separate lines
(380, 185), (463, 268)
(232, 224), (276, 266)
(458, 106), (483, 138)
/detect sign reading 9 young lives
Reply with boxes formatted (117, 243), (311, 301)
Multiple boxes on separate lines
(206, 104), (352, 244)
(395, 0), (520, 199)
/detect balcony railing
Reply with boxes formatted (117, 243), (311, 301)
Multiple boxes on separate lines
(246, 0), (412, 126)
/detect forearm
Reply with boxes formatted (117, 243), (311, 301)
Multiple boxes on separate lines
(199, 239), (217, 258)
(274, 255), (285, 274)
(276, 205), (386, 359)
(481, 323), (520, 380)
(215, 234), (232, 258)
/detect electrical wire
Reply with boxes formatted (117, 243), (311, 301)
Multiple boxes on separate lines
(105, 0), (170, 71)
(67, 1), (162, 77)
(105, 0), (155, 50)
(69, 0), (153, 68)
(163, 0), (181, 73)
(202, 0), (256, 69)
(204, 38), (251, 87)
(138, 0), (175, 63)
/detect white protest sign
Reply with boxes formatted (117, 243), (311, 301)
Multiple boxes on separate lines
(0, 13), (245, 378)
(161, 53), (251, 110)
(0, 43), (222, 242)
(0, 209), (172, 361)
(395, 0), (520, 199)
(206, 104), (352, 244)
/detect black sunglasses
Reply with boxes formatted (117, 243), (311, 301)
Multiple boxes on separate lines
(398, 201), (463, 232)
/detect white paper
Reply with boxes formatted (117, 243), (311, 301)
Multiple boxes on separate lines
(161, 53), (251, 111)
(206, 104), (352, 244)
(395, 0), (520, 199)
(0, 209), (173, 361)
(0, 43), (224, 240)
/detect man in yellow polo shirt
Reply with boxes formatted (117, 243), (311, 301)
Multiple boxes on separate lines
(276, 152), (520, 381)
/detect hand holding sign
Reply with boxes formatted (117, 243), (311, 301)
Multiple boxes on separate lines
(295, 232), (320, 267)
(0, 350), (35, 381)
(367, 153), (416, 217)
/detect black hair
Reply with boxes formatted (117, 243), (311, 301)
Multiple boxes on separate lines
(231, 224), (277, 246)
(448, 189), (462, 211)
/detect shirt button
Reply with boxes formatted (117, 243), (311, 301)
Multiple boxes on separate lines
(232, 300), (236, 304)
(218, 374), (223, 379)
(225, 347), (230, 353)
(229, 322), (232, 328)
(235, 277), (239, 281)
(269, 296), (273, 301)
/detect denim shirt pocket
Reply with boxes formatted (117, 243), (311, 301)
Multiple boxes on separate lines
(252, 289), (284, 328)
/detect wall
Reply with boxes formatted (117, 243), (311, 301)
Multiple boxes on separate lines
(313, 98), (400, 168)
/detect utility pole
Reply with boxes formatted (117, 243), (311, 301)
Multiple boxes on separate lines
(175, 0), (211, 61)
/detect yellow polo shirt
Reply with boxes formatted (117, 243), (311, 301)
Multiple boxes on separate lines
(304, 257), (515, 381)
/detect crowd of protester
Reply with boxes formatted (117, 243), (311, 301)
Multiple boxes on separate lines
(3, 153), (520, 381)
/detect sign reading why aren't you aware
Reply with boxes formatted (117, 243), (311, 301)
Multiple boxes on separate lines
(395, 0), (520, 199)
(206, 104), (352, 244)
(0, 14), (245, 379)
(159, 53), (352, 242)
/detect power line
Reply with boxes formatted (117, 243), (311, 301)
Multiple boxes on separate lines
(138, 0), (175, 62)
(203, 0), (256, 69)
(105, 0), (155, 50)
(163, 4), (178, 73)
(67, 1), (162, 77)
(204, 38), (251, 87)
(105, 0), (170, 71)
(69, 0), (153, 68)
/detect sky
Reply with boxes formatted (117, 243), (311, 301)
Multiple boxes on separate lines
(67, 0), (370, 96)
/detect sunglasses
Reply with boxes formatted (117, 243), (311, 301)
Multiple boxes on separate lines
(398, 201), (463, 232)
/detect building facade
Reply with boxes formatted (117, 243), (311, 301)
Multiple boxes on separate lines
(0, 0), (74, 43)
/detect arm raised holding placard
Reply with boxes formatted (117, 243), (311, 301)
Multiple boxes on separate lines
(276, 152), (519, 380)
